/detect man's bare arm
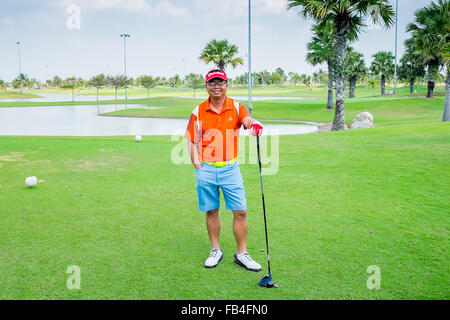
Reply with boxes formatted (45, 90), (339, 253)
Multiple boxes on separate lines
(187, 140), (202, 169)
(242, 116), (255, 129)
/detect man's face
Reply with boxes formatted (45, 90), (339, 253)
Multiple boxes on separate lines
(205, 78), (228, 99)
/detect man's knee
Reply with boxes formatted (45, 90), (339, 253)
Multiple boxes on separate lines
(206, 209), (219, 215)
(233, 210), (247, 219)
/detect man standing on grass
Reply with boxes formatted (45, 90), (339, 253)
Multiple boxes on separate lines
(185, 69), (264, 271)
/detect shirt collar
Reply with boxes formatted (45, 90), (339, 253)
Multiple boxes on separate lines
(206, 96), (233, 113)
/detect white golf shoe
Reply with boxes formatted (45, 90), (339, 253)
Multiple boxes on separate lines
(234, 252), (262, 272)
(204, 248), (224, 268)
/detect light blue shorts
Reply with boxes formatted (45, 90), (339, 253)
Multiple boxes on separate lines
(195, 161), (247, 212)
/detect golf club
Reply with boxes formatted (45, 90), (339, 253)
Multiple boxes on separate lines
(256, 135), (278, 288)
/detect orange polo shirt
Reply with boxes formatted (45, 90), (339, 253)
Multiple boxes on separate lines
(185, 97), (250, 162)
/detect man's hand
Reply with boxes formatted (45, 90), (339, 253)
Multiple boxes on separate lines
(250, 120), (263, 136)
(187, 140), (202, 169)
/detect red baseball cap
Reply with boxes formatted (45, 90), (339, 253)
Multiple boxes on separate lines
(205, 70), (228, 83)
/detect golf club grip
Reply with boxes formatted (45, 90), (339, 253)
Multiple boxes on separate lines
(256, 135), (264, 194)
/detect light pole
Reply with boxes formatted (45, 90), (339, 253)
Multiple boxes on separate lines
(393, 0), (398, 94)
(45, 64), (49, 88)
(248, 0), (252, 113)
(16, 41), (21, 75)
(182, 58), (186, 84)
(120, 33), (130, 101)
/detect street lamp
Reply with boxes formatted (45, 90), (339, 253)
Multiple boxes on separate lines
(45, 64), (49, 88)
(248, 0), (252, 113)
(393, 0), (398, 94)
(120, 33), (131, 101)
(182, 58), (186, 84)
(16, 41), (21, 75)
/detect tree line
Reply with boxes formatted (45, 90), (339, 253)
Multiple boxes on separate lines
(197, 2), (449, 128)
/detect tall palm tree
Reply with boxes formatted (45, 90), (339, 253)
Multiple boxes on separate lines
(406, 0), (449, 100)
(199, 39), (243, 71)
(345, 47), (367, 98)
(370, 51), (395, 95)
(443, 41), (450, 121)
(398, 42), (426, 94)
(288, 0), (394, 130)
(306, 23), (335, 109)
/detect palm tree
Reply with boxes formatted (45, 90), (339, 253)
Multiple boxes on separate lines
(138, 75), (156, 99)
(406, 0), (449, 100)
(368, 76), (380, 97)
(199, 39), (243, 71)
(288, 0), (394, 130)
(14, 73), (29, 94)
(89, 74), (107, 102)
(306, 23), (336, 109)
(370, 51), (395, 96)
(299, 74), (310, 87)
(185, 73), (204, 98)
(398, 43), (426, 94)
(345, 48), (367, 98)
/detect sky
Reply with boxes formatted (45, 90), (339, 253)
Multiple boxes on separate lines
(0, 0), (434, 82)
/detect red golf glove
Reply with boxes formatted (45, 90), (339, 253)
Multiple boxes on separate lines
(250, 120), (263, 136)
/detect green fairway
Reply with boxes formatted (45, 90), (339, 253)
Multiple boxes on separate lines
(0, 122), (448, 299)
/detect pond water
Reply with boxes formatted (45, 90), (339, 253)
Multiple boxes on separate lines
(0, 93), (309, 103)
(0, 93), (143, 103)
(0, 105), (318, 136)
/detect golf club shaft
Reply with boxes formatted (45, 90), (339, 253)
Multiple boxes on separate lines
(256, 135), (271, 275)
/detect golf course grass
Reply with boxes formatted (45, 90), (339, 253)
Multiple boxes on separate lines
(0, 121), (448, 299)
(0, 83), (448, 299)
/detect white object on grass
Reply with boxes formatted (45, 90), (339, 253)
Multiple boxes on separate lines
(135, 135), (142, 142)
(351, 112), (374, 129)
(25, 176), (38, 187)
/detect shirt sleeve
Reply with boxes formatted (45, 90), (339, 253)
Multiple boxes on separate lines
(185, 112), (199, 143)
(238, 103), (250, 126)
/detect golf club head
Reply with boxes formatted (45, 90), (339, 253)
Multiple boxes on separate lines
(258, 273), (274, 288)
